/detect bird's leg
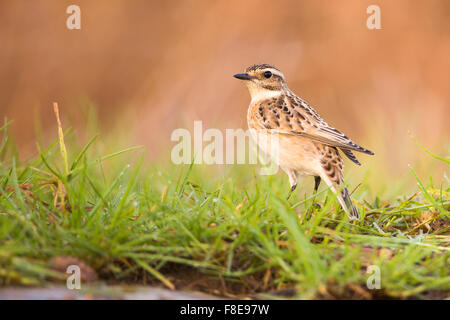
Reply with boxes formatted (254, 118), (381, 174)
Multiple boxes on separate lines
(287, 184), (297, 200)
(286, 170), (297, 200)
(314, 176), (321, 193)
(312, 176), (321, 209)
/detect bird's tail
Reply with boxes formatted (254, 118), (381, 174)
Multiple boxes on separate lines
(338, 187), (359, 220)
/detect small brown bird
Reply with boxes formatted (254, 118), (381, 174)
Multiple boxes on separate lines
(234, 64), (374, 220)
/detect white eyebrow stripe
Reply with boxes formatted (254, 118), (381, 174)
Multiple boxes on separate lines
(265, 68), (285, 79)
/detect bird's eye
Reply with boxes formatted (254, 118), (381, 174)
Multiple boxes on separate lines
(263, 71), (272, 78)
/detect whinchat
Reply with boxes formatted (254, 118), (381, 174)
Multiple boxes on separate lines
(234, 64), (374, 220)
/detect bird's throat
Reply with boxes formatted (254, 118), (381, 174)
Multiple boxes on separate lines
(247, 84), (283, 103)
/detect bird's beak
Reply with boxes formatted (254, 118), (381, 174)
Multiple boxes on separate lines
(233, 73), (253, 80)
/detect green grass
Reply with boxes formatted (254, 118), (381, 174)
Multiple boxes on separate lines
(0, 116), (449, 299)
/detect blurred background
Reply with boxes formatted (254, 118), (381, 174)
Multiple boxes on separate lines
(0, 0), (449, 192)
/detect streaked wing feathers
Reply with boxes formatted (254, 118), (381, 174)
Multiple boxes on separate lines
(340, 149), (361, 166)
(253, 94), (374, 157)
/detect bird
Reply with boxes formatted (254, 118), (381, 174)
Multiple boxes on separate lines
(233, 64), (374, 220)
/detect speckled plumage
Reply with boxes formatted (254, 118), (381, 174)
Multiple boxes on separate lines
(235, 64), (374, 220)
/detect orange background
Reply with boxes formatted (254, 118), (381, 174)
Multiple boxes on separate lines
(1, 1), (449, 178)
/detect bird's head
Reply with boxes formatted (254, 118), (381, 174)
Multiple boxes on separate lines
(233, 64), (287, 101)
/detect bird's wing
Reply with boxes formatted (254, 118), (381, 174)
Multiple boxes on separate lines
(340, 149), (361, 166)
(253, 94), (374, 156)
